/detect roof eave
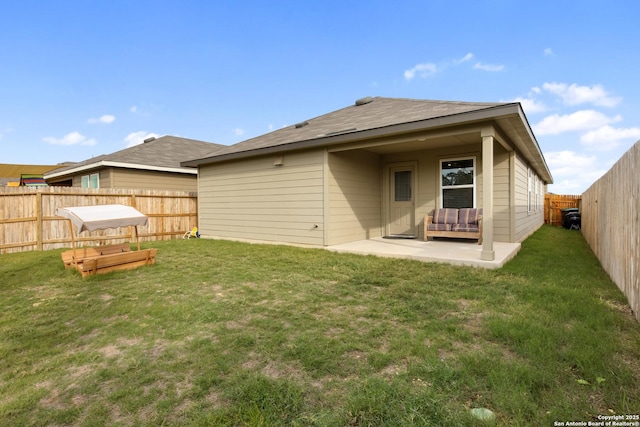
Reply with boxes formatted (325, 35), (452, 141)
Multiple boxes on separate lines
(45, 161), (198, 179)
(501, 105), (553, 184)
(517, 107), (554, 184)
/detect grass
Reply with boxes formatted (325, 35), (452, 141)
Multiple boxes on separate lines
(1, 225), (639, 426)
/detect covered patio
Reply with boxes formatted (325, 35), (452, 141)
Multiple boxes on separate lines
(326, 237), (521, 269)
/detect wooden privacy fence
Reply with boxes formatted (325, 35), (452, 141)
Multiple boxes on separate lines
(581, 140), (640, 322)
(0, 187), (197, 254)
(544, 194), (581, 226)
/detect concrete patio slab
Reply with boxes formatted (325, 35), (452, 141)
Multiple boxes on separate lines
(326, 237), (521, 269)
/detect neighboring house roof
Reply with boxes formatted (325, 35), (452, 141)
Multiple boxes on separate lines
(46, 135), (226, 179)
(182, 97), (552, 183)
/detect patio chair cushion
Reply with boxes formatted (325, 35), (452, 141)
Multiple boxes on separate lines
(458, 208), (482, 225)
(424, 207), (483, 244)
(427, 223), (452, 231)
(452, 224), (479, 232)
(432, 208), (459, 225)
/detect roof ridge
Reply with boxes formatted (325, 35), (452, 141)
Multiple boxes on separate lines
(370, 96), (505, 106)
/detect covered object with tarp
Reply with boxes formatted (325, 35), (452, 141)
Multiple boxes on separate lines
(56, 204), (157, 277)
(20, 173), (48, 187)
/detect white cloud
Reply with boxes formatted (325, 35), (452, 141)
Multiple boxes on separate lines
(233, 128), (245, 136)
(405, 53), (501, 80)
(544, 48), (553, 56)
(542, 82), (621, 107)
(473, 62), (504, 72)
(404, 63), (438, 80)
(545, 150), (597, 174)
(545, 150), (607, 194)
(533, 110), (622, 135)
(124, 131), (160, 147)
(130, 105), (138, 113)
(43, 131), (97, 146)
(456, 52), (474, 64)
(580, 125), (640, 151)
(88, 114), (116, 124)
(512, 96), (547, 113)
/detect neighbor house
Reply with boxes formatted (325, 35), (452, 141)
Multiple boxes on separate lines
(0, 164), (69, 187)
(45, 135), (225, 191)
(183, 97), (553, 261)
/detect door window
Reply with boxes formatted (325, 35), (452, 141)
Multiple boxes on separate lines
(394, 170), (412, 201)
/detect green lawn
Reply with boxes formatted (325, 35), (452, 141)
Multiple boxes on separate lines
(1, 226), (638, 426)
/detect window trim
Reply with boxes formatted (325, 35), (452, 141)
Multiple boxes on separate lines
(439, 156), (476, 208)
(528, 168), (543, 213)
(535, 176), (541, 212)
(528, 168), (533, 212)
(81, 172), (100, 189)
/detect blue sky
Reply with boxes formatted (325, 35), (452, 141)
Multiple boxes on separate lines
(1, 0), (638, 194)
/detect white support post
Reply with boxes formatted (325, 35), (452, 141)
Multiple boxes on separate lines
(481, 129), (495, 261)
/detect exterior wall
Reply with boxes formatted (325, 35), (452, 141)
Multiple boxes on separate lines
(110, 169), (198, 191)
(196, 140), (538, 246)
(492, 143), (512, 242)
(327, 150), (382, 245)
(514, 152), (544, 242)
(198, 150), (325, 246)
(70, 169), (111, 188)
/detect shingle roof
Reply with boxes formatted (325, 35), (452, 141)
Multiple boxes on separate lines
(47, 135), (225, 176)
(184, 97), (507, 165)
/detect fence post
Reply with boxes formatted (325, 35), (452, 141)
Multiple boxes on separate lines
(36, 192), (43, 251)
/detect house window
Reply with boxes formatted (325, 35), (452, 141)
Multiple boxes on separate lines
(81, 173), (99, 188)
(441, 157), (475, 208)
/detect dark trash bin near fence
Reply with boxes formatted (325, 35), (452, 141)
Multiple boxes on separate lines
(561, 208), (581, 230)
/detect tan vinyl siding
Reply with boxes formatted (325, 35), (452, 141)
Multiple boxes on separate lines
(71, 169), (111, 188)
(328, 151), (382, 245)
(198, 150), (325, 246)
(514, 152), (544, 241)
(492, 144), (511, 242)
(69, 168), (197, 191)
(110, 168), (198, 191)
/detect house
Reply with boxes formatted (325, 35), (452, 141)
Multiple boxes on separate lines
(182, 97), (553, 261)
(45, 135), (225, 191)
(0, 164), (68, 187)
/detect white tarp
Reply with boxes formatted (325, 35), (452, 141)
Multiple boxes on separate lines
(56, 204), (149, 232)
